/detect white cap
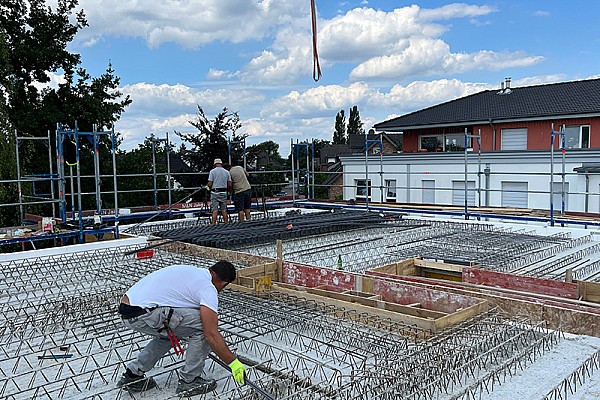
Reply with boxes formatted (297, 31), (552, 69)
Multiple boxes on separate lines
(213, 158), (223, 165)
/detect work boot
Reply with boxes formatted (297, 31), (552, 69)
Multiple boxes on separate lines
(117, 369), (158, 392)
(176, 376), (217, 395)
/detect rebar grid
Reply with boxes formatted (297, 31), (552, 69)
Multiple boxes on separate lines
(122, 211), (278, 237)
(238, 219), (581, 276)
(543, 350), (600, 400)
(0, 241), (579, 400)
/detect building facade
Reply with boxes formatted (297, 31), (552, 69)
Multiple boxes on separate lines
(375, 78), (600, 154)
(340, 150), (600, 214)
(339, 78), (600, 215)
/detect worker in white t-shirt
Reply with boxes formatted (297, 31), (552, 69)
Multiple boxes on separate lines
(116, 261), (246, 395)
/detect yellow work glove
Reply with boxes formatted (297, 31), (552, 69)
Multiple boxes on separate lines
(229, 358), (246, 385)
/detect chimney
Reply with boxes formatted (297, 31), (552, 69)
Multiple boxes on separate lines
(500, 81), (505, 90)
(505, 77), (511, 89)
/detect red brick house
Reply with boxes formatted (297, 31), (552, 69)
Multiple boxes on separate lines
(374, 78), (600, 152)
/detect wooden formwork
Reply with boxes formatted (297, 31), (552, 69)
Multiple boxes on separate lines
(276, 261), (488, 333)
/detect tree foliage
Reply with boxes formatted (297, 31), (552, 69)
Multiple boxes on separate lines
(1, 0), (130, 135)
(347, 105), (365, 136)
(247, 140), (285, 167)
(176, 106), (246, 182)
(333, 109), (346, 144)
(116, 137), (171, 208)
(0, 0), (131, 225)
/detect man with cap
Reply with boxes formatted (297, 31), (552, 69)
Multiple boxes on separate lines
(207, 158), (232, 225)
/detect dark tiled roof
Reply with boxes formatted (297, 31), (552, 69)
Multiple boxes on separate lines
(322, 162), (343, 185)
(374, 78), (600, 131)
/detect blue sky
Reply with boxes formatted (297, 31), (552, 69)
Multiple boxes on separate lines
(59, 0), (600, 155)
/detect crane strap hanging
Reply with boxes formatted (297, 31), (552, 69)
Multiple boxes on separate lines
(310, 0), (322, 82)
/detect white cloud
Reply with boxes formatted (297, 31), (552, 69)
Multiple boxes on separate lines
(32, 72), (67, 91)
(206, 68), (234, 80)
(369, 79), (490, 112)
(349, 39), (543, 80)
(75, 0), (306, 49)
(263, 82), (375, 119)
(534, 10), (550, 17)
(234, 3), (540, 85)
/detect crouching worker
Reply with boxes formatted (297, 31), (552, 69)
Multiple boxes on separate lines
(116, 261), (246, 395)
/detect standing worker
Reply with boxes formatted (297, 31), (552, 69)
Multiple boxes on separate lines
(207, 158), (232, 225)
(225, 163), (252, 222)
(116, 261), (246, 395)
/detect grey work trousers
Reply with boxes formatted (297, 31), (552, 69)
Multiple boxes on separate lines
(123, 307), (211, 383)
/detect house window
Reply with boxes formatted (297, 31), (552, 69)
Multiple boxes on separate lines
(420, 133), (470, 152)
(355, 179), (371, 199)
(564, 125), (590, 149)
(385, 180), (397, 202)
(501, 128), (527, 150)
(420, 135), (443, 152)
(445, 133), (470, 152)
(327, 156), (336, 163)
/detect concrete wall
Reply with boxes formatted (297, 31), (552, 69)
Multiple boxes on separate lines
(340, 149), (600, 213)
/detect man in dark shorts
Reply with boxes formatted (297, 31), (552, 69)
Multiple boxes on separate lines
(225, 164), (252, 221)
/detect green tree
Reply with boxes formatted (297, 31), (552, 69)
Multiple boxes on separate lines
(116, 137), (171, 208)
(176, 106), (246, 180)
(333, 109), (346, 144)
(347, 105), (365, 136)
(0, 0), (131, 224)
(1, 0), (130, 135)
(247, 140), (285, 168)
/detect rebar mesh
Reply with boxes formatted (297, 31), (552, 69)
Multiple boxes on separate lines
(0, 243), (569, 399)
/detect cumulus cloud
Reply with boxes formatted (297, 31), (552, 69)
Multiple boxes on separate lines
(262, 82), (376, 119)
(350, 39), (543, 80)
(206, 68), (234, 80)
(75, 0), (306, 49)
(233, 3), (541, 84)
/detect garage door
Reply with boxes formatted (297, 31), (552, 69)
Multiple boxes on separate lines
(501, 181), (528, 208)
(501, 128), (527, 150)
(422, 180), (435, 204)
(452, 181), (475, 206)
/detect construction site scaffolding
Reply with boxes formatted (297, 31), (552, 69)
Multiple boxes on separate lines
(291, 139), (315, 203)
(55, 122), (119, 242)
(464, 128), (482, 220)
(550, 123), (567, 226)
(13, 129), (58, 224)
(365, 133), (383, 209)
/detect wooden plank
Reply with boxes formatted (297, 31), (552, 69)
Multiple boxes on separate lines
(579, 281), (600, 303)
(415, 259), (464, 273)
(237, 262), (277, 278)
(434, 301), (489, 330)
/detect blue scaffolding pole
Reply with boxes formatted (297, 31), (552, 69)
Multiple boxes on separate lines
(464, 128), (482, 220)
(550, 123), (566, 227)
(365, 134), (383, 210)
(56, 121), (119, 242)
(291, 140), (315, 203)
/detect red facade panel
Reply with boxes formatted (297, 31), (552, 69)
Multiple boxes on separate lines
(401, 117), (600, 152)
